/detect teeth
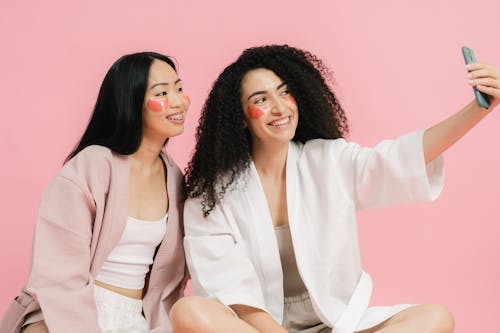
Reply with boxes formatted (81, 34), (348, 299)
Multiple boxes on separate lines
(270, 117), (290, 126)
(167, 114), (183, 121)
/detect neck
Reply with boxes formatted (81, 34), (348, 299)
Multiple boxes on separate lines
(131, 135), (165, 171)
(252, 141), (288, 179)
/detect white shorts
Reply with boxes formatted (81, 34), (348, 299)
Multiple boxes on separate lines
(94, 285), (149, 333)
(22, 285), (149, 333)
(282, 292), (412, 333)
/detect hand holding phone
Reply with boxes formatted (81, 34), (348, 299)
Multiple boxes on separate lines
(462, 46), (490, 109)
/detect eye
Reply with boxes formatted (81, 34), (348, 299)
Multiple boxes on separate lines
(177, 86), (183, 93)
(254, 96), (266, 104)
(281, 87), (290, 95)
(155, 91), (167, 97)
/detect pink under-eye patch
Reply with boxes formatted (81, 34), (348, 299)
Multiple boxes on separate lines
(247, 105), (266, 119)
(147, 98), (169, 112)
(284, 95), (296, 104)
(183, 95), (190, 105)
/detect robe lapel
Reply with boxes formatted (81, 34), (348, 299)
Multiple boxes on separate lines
(286, 142), (299, 233)
(246, 160), (282, 281)
(148, 153), (185, 292)
(242, 141), (299, 323)
(90, 152), (129, 277)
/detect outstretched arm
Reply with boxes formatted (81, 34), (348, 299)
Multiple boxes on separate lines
(423, 62), (499, 163)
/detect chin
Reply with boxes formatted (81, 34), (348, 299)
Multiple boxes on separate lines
(167, 131), (184, 139)
(279, 130), (296, 142)
(270, 134), (295, 145)
(165, 126), (185, 138)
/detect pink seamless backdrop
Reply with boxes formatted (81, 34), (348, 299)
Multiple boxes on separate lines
(1, 1), (499, 331)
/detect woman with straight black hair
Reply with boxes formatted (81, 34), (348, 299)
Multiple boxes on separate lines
(0, 52), (189, 333)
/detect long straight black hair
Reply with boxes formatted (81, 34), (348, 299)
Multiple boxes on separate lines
(65, 52), (176, 163)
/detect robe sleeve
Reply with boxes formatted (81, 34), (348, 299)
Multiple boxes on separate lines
(334, 129), (444, 210)
(28, 175), (101, 333)
(183, 198), (268, 312)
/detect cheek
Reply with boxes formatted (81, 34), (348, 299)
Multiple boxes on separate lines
(146, 98), (169, 112)
(182, 95), (190, 106)
(247, 105), (267, 119)
(284, 95), (296, 105)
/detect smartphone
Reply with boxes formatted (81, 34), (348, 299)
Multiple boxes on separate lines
(462, 46), (490, 109)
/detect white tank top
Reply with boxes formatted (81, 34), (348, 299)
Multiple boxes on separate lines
(95, 214), (167, 289)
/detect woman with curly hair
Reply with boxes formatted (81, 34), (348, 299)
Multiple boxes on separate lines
(0, 52), (189, 333)
(171, 45), (499, 333)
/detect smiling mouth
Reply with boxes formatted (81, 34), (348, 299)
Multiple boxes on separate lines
(268, 116), (291, 127)
(167, 113), (184, 121)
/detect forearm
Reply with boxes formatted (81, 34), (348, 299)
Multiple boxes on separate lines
(423, 100), (491, 163)
(230, 304), (289, 333)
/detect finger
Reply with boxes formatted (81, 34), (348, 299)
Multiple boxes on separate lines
(468, 68), (492, 79)
(466, 62), (491, 71)
(476, 85), (500, 98)
(468, 77), (500, 89)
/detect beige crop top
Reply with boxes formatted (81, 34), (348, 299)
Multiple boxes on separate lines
(274, 225), (308, 297)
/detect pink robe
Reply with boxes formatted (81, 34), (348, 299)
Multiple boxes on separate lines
(0, 146), (188, 333)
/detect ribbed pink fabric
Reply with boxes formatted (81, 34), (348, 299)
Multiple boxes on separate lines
(0, 146), (188, 333)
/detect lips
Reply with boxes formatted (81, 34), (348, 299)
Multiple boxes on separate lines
(166, 112), (185, 122)
(268, 116), (291, 127)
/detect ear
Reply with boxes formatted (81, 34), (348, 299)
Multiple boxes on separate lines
(242, 119), (248, 128)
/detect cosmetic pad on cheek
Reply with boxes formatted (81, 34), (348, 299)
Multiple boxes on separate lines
(247, 105), (266, 119)
(146, 98), (169, 112)
(183, 95), (190, 105)
(284, 95), (296, 105)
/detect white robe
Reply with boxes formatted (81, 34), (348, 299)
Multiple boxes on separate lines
(184, 130), (444, 333)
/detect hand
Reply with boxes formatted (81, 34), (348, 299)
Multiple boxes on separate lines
(467, 62), (500, 110)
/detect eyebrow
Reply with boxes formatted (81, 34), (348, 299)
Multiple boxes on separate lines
(246, 82), (287, 101)
(276, 82), (287, 90)
(151, 78), (181, 89)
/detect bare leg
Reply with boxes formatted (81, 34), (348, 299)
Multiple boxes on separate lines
(23, 321), (49, 333)
(356, 304), (454, 333)
(170, 296), (261, 333)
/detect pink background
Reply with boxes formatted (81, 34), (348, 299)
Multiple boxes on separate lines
(1, 1), (499, 331)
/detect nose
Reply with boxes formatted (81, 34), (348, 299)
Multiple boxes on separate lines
(270, 96), (286, 115)
(169, 92), (183, 108)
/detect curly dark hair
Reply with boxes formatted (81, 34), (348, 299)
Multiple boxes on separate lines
(185, 45), (349, 216)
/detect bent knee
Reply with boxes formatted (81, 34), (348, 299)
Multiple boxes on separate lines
(420, 304), (455, 333)
(170, 296), (214, 333)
